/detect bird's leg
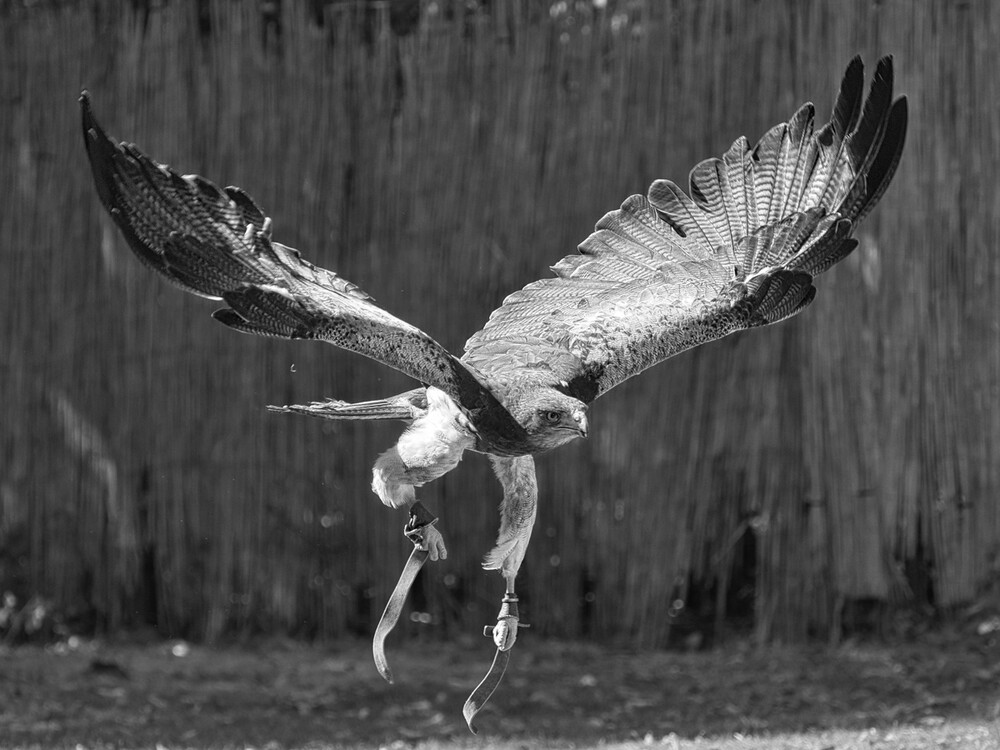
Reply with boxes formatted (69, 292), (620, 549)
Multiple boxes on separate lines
(486, 572), (529, 651)
(372, 386), (477, 683)
(371, 451), (449, 561)
(463, 570), (532, 733)
(372, 386), (477, 562)
(461, 455), (538, 732)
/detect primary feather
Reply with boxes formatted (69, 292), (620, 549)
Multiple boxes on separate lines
(462, 55), (907, 404)
(82, 56), (906, 449)
(80, 94), (528, 453)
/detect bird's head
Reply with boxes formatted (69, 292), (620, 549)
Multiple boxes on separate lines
(511, 387), (589, 453)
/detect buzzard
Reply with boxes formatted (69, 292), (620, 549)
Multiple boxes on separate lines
(81, 56), (906, 731)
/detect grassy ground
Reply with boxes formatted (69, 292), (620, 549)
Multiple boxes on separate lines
(1, 630), (997, 749)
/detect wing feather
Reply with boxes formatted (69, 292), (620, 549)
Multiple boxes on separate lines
(463, 57), (906, 402)
(747, 122), (785, 227)
(645, 178), (722, 249)
(767, 103), (815, 224)
(724, 137), (754, 241)
(801, 57), (864, 209)
(81, 93), (525, 445)
(689, 157), (736, 250)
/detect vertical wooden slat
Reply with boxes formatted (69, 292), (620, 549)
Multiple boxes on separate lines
(0, 0), (997, 644)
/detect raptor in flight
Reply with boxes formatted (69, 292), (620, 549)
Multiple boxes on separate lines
(82, 56), (906, 729)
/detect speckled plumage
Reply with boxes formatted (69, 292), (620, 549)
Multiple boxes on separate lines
(462, 57), (906, 407)
(82, 56), (906, 591)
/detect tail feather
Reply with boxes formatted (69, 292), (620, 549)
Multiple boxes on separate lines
(267, 389), (427, 421)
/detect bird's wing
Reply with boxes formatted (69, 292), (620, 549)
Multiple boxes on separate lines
(81, 93), (519, 431)
(462, 56), (907, 403)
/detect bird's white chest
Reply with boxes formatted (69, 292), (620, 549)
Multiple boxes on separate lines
(396, 387), (476, 484)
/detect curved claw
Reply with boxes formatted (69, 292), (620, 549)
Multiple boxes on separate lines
(490, 615), (525, 651)
(490, 592), (528, 651)
(413, 523), (447, 561)
(462, 648), (510, 734)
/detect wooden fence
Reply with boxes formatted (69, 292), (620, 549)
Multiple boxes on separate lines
(1, 0), (997, 645)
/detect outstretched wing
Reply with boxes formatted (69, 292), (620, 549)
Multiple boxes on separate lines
(462, 57), (907, 403)
(80, 93), (521, 438)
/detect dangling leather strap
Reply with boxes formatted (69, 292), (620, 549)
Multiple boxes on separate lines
(372, 502), (437, 683)
(462, 648), (510, 734)
(462, 592), (528, 733)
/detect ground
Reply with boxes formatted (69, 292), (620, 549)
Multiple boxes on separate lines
(1, 629), (998, 749)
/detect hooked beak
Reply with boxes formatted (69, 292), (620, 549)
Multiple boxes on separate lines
(573, 410), (589, 438)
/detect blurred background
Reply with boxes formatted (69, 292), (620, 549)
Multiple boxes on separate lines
(1, 0), (997, 650)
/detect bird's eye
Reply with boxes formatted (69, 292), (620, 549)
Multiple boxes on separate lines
(542, 410), (562, 424)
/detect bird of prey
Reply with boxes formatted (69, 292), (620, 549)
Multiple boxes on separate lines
(81, 55), (906, 731)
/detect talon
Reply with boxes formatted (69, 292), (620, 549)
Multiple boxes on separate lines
(404, 501), (446, 561)
(483, 593), (529, 651)
(491, 617), (518, 651)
